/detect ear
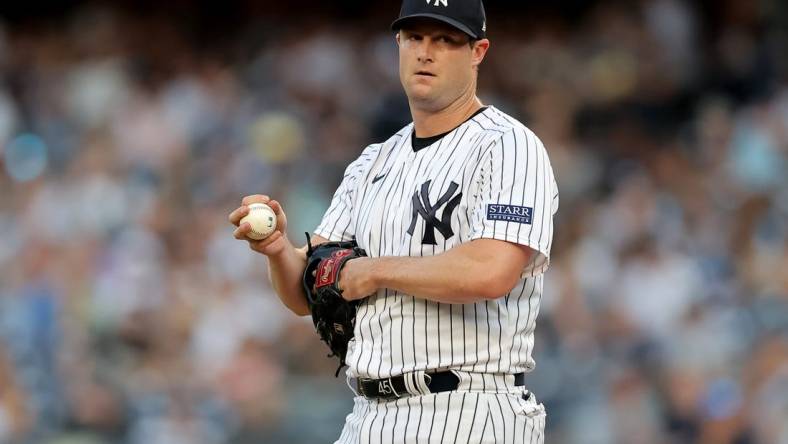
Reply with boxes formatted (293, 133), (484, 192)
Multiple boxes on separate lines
(395, 32), (401, 46)
(471, 39), (490, 68)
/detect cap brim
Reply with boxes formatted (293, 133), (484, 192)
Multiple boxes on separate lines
(391, 13), (479, 39)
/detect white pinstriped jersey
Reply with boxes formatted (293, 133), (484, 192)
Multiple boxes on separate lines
(315, 106), (558, 380)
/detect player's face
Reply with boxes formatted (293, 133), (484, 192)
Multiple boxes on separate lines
(397, 21), (489, 111)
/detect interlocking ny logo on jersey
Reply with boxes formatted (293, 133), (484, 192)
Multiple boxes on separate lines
(407, 180), (462, 245)
(427, 0), (448, 6)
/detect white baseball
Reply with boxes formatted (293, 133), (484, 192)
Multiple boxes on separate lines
(241, 203), (277, 240)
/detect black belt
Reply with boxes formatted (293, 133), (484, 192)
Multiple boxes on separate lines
(356, 372), (525, 401)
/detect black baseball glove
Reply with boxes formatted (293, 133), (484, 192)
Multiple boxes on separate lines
(303, 234), (367, 376)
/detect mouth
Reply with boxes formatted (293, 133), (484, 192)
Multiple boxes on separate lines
(415, 71), (436, 77)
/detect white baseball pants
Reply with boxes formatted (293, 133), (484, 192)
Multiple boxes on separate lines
(334, 389), (546, 444)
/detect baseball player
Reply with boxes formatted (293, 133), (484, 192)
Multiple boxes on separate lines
(229, 0), (558, 442)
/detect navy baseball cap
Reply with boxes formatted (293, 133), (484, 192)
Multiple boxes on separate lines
(391, 0), (487, 40)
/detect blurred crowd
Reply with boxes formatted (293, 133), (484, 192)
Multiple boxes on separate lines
(0, 0), (787, 443)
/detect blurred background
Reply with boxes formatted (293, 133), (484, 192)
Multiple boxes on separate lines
(0, 0), (787, 443)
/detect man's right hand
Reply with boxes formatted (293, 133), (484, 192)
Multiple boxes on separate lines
(229, 195), (290, 256)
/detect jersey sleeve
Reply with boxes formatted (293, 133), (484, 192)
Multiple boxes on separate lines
(468, 128), (559, 276)
(314, 144), (379, 242)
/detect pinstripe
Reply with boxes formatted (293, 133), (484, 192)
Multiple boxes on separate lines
(365, 400), (379, 443)
(424, 299), (430, 370)
(505, 396), (523, 444)
(386, 292), (399, 375)
(410, 294), (418, 374)
(532, 414), (539, 444)
(504, 395), (519, 444)
(415, 395), (424, 441)
(360, 400), (378, 443)
(375, 292), (389, 378)
(396, 291), (405, 375)
(515, 278), (536, 367)
(472, 304), (480, 373)
(425, 392), (437, 443)
(438, 392), (452, 444)
(390, 398), (401, 444)
(487, 138), (495, 240)
(534, 145), (549, 251)
(448, 303), (455, 365)
(515, 130), (530, 243)
(461, 304), (467, 365)
(379, 402), (390, 444)
(371, 400), (383, 443)
(481, 409), (492, 444)
(528, 411), (537, 444)
(493, 134), (507, 370)
(481, 300), (491, 375)
(494, 299), (505, 377)
(436, 392), (451, 443)
(518, 278), (538, 370)
(443, 392), (466, 444)
(403, 397), (414, 443)
(363, 300), (379, 376)
(487, 395), (502, 444)
(520, 413), (526, 444)
(357, 400), (370, 442)
(465, 394), (481, 444)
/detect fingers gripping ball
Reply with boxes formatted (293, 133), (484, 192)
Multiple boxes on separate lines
(241, 203), (277, 240)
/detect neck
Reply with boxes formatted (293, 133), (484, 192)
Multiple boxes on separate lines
(410, 86), (484, 138)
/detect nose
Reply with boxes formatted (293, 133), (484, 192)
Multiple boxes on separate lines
(416, 40), (434, 64)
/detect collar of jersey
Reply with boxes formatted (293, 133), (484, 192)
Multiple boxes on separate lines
(411, 106), (489, 152)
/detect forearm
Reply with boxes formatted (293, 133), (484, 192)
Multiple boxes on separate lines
(371, 248), (518, 304)
(266, 237), (310, 316)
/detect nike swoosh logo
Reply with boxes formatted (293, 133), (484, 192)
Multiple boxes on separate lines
(372, 173), (387, 184)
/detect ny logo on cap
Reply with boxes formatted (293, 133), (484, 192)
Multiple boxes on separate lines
(427, 0), (448, 6)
